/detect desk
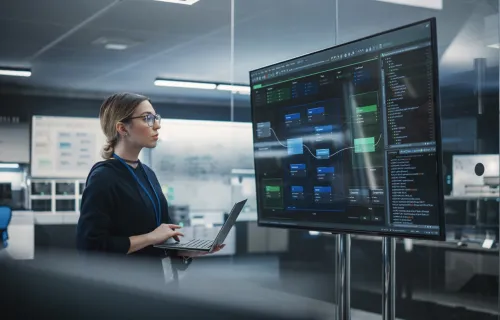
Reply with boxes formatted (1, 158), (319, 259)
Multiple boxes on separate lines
(8, 211), (237, 258)
(6, 211), (34, 259)
(34, 212), (79, 225)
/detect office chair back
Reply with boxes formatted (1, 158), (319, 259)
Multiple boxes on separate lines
(0, 206), (12, 249)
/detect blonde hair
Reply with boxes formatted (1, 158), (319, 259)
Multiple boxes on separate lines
(99, 92), (149, 159)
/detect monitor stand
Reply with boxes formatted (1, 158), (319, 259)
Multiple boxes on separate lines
(334, 234), (396, 320)
(382, 237), (396, 320)
(336, 233), (351, 320)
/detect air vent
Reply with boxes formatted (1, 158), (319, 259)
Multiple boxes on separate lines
(92, 37), (141, 51)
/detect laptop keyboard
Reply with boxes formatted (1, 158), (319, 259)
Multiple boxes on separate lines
(169, 239), (213, 250)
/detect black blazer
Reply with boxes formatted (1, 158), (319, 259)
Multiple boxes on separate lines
(76, 159), (171, 258)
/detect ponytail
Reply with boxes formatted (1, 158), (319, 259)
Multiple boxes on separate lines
(101, 137), (117, 159)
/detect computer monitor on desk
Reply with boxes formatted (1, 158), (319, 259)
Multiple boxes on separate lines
(0, 183), (12, 206)
(249, 18), (445, 240)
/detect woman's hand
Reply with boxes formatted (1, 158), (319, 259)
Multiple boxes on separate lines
(147, 224), (184, 245)
(180, 244), (226, 258)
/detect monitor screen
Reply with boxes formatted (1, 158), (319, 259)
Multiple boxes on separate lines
(55, 182), (75, 195)
(249, 18), (444, 240)
(31, 199), (51, 212)
(31, 182), (52, 195)
(0, 183), (12, 201)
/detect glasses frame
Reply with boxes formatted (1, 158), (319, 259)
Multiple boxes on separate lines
(124, 113), (161, 127)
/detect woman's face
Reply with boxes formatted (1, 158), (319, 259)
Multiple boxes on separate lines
(126, 100), (161, 149)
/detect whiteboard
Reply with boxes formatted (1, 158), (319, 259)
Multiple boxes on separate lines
(31, 116), (106, 178)
(0, 123), (30, 163)
(151, 120), (255, 211)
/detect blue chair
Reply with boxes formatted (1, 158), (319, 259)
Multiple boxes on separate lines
(0, 206), (12, 249)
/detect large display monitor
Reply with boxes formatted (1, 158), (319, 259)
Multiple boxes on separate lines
(249, 18), (445, 240)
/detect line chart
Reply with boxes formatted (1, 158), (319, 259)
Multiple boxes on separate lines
(269, 127), (382, 160)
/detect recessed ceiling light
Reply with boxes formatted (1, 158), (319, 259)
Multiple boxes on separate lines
(375, 0), (442, 10)
(154, 79), (216, 90)
(105, 43), (129, 50)
(154, 0), (200, 5)
(0, 68), (31, 77)
(92, 37), (140, 51)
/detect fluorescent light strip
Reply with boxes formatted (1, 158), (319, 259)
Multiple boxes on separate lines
(154, 0), (200, 5)
(154, 79), (216, 90)
(375, 0), (442, 10)
(217, 84), (251, 94)
(0, 163), (20, 169)
(154, 79), (250, 94)
(487, 43), (500, 49)
(0, 69), (31, 77)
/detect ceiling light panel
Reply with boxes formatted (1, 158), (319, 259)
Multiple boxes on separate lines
(92, 37), (140, 51)
(375, 0), (442, 10)
(154, 0), (200, 5)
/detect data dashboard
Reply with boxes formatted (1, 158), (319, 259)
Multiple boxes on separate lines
(249, 19), (445, 240)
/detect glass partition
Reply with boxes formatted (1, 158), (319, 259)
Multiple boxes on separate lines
(232, 0), (339, 224)
(231, 0), (340, 309)
(141, 0), (236, 228)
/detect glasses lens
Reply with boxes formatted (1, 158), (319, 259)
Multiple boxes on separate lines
(145, 114), (161, 127)
(144, 114), (153, 127)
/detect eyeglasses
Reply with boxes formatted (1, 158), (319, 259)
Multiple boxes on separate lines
(125, 113), (161, 127)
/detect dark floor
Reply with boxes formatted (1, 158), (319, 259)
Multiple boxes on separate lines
(193, 254), (499, 320)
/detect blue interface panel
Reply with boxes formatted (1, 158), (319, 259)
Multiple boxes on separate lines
(250, 19), (444, 240)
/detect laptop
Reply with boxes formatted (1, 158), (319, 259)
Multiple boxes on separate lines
(154, 199), (247, 252)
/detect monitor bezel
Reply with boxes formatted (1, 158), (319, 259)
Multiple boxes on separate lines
(249, 18), (446, 241)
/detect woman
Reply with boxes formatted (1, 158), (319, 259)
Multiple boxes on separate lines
(76, 92), (221, 264)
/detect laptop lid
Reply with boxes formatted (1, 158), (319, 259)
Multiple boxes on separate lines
(211, 199), (247, 249)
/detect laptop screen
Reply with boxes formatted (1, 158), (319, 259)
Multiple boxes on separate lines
(214, 199), (247, 245)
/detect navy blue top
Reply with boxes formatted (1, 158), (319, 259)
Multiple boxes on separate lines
(76, 159), (171, 258)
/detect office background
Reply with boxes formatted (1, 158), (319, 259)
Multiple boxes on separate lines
(0, 0), (499, 319)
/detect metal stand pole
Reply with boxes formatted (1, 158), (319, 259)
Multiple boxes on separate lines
(382, 237), (396, 320)
(336, 233), (351, 320)
(171, 262), (180, 289)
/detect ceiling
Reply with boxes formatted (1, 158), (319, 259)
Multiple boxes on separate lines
(0, 0), (498, 106)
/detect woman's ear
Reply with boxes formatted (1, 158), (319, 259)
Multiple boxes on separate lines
(115, 122), (128, 137)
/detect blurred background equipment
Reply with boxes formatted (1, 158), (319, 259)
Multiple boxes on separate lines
(0, 205), (12, 249)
